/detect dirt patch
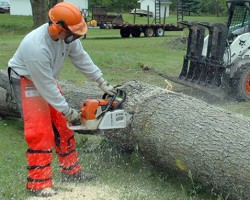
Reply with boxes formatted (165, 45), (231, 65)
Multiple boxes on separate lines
(28, 182), (120, 200)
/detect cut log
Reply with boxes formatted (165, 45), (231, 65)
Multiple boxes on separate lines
(1, 69), (250, 199)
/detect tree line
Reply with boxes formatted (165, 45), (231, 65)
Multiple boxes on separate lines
(171, 0), (228, 16)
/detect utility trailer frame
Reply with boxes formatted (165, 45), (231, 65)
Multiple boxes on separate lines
(113, 23), (183, 38)
(112, 1), (183, 38)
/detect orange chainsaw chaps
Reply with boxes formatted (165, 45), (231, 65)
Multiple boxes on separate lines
(26, 178), (52, 191)
(49, 105), (81, 175)
(26, 151), (53, 190)
(20, 77), (55, 149)
(20, 77), (54, 190)
(20, 77), (81, 190)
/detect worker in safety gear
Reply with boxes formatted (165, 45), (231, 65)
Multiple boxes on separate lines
(8, 2), (114, 197)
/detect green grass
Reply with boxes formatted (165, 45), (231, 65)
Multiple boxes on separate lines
(0, 119), (27, 199)
(0, 118), (215, 200)
(0, 13), (247, 200)
(0, 13), (33, 34)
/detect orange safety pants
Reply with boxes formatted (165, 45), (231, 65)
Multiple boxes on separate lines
(20, 77), (81, 190)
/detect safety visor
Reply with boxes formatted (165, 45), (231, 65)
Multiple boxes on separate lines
(58, 19), (87, 44)
(64, 33), (81, 44)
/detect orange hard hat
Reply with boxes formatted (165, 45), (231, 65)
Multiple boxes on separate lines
(48, 2), (87, 36)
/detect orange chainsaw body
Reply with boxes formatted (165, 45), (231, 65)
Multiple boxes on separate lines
(67, 89), (130, 131)
(80, 99), (118, 120)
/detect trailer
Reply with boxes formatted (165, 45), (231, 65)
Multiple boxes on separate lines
(113, 23), (183, 38)
(112, 1), (183, 38)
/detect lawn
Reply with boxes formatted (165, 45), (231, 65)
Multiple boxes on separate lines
(0, 12), (248, 200)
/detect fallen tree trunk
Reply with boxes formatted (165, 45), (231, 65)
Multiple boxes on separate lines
(1, 70), (250, 199)
(0, 70), (20, 117)
(111, 81), (250, 200)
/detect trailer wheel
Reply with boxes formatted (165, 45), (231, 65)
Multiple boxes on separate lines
(131, 27), (141, 37)
(120, 27), (130, 38)
(231, 63), (250, 101)
(144, 27), (154, 37)
(155, 27), (165, 37)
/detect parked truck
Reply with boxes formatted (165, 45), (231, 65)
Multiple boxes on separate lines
(92, 6), (124, 28)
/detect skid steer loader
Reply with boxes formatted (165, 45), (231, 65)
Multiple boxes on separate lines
(167, 0), (250, 100)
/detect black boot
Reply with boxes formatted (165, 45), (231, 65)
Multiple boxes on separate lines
(62, 171), (96, 182)
(29, 188), (57, 197)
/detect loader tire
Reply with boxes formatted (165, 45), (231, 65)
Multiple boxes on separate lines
(231, 63), (250, 101)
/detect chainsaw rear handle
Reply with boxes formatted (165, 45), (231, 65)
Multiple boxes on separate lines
(102, 88), (125, 99)
(113, 89), (126, 110)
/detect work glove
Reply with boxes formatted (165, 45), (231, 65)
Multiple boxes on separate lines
(99, 81), (115, 96)
(63, 107), (80, 123)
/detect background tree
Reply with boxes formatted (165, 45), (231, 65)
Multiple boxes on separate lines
(182, 0), (200, 16)
(197, 0), (227, 16)
(170, 0), (227, 17)
(89, 0), (138, 13)
(30, 0), (63, 28)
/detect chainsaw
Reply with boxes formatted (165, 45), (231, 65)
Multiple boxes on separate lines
(67, 89), (132, 131)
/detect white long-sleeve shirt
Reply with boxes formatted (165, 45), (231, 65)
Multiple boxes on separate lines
(8, 23), (104, 113)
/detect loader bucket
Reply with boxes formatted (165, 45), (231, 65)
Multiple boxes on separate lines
(179, 21), (206, 80)
(167, 21), (229, 97)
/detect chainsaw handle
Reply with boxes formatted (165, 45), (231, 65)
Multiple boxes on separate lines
(96, 94), (116, 120)
(112, 89), (126, 110)
(102, 89), (126, 108)
(102, 88), (126, 100)
(97, 89), (126, 120)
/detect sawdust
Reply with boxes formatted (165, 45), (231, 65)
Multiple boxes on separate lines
(28, 182), (120, 200)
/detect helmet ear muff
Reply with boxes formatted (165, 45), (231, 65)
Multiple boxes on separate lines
(48, 20), (63, 37)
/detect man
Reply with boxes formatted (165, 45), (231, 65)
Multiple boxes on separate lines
(228, 24), (250, 40)
(8, 2), (114, 197)
(232, 25), (250, 35)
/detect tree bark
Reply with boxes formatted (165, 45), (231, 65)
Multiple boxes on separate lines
(49, 0), (63, 9)
(111, 81), (250, 200)
(1, 70), (250, 199)
(30, 0), (49, 28)
(0, 70), (20, 117)
(30, 0), (63, 28)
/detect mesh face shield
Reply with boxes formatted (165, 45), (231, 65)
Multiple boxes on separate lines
(64, 33), (81, 44)
(58, 20), (82, 44)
